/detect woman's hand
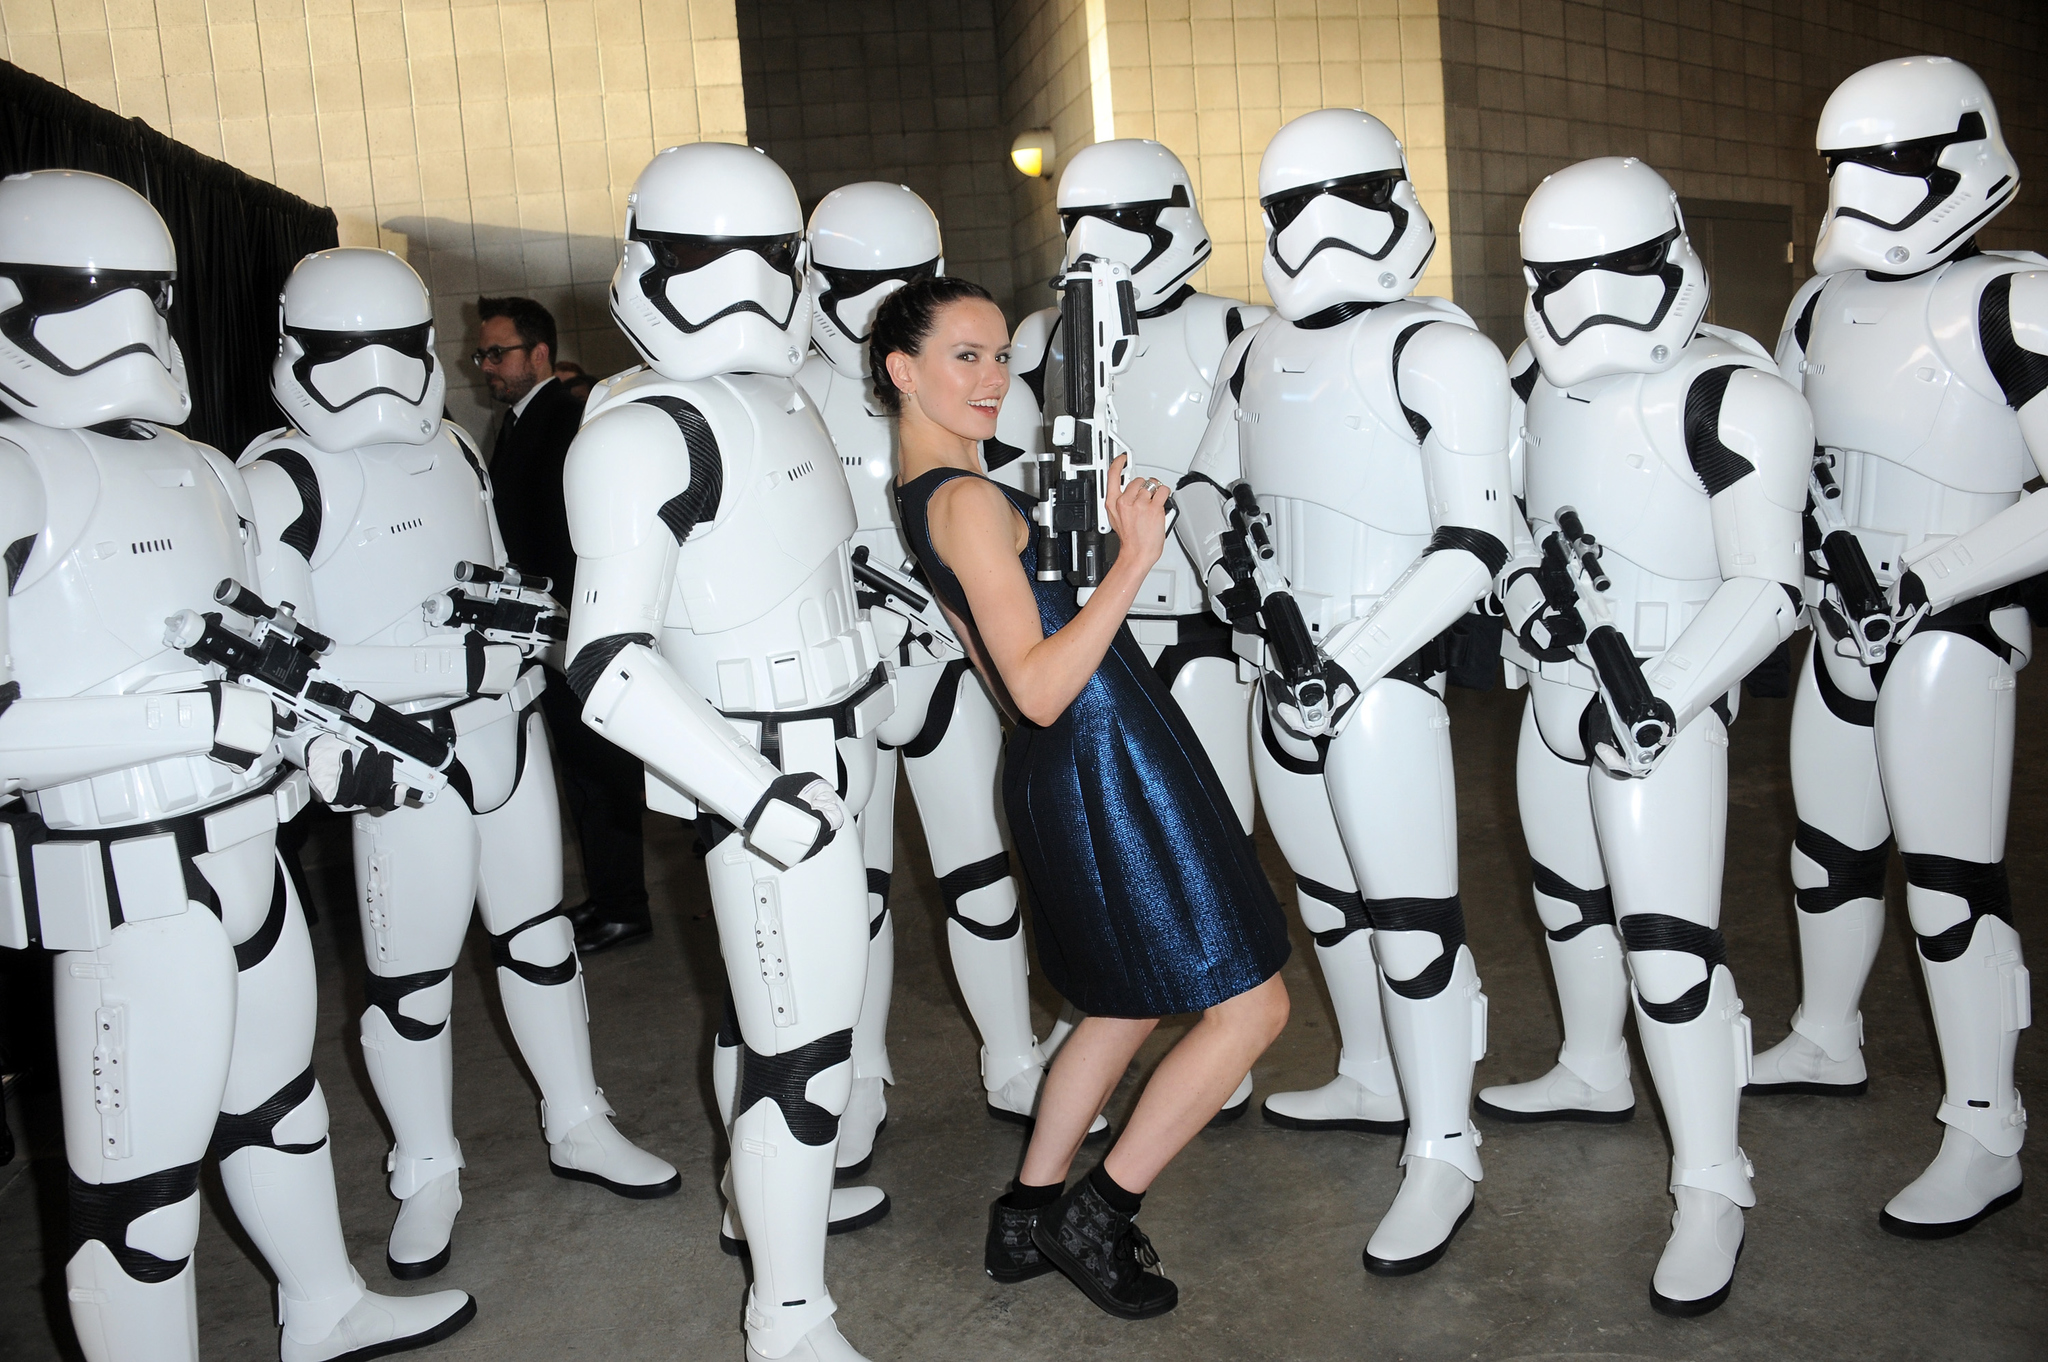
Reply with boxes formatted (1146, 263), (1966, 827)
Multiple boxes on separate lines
(1106, 454), (1170, 574)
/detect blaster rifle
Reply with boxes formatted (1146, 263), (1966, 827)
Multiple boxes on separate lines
(421, 561), (567, 653)
(1034, 254), (1144, 588)
(850, 545), (960, 658)
(1807, 449), (1892, 665)
(1539, 507), (1675, 777)
(166, 580), (452, 806)
(1216, 482), (1333, 729)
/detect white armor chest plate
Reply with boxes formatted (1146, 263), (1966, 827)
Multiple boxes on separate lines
(7, 421), (281, 826)
(1238, 300), (1455, 635)
(293, 431), (498, 646)
(1799, 259), (2037, 557)
(8, 422), (249, 699)
(797, 354), (908, 566)
(1523, 344), (1742, 655)
(590, 369), (876, 713)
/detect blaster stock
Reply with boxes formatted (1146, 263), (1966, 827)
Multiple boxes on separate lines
(166, 580), (452, 806)
(1540, 507), (1675, 777)
(1807, 451), (1893, 666)
(422, 560), (568, 652)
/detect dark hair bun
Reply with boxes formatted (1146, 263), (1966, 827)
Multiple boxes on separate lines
(868, 275), (998, 414)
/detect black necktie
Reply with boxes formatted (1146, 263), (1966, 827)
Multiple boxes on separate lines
(493, 407), (518, 464)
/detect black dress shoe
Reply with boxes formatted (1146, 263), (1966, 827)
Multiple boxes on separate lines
(1030, 1180), (1178, 1319)
(575, 919), (651, 955)
(985, 1193), (1058, 1283)
(564, 900), (601, 930)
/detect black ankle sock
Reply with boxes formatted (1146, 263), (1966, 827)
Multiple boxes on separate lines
(1005, 1178), (1063, 1210)
(1087, 1163), (1144, 1215)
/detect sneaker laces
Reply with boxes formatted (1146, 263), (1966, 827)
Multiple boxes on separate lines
(1121, 1222), (1160, 1271)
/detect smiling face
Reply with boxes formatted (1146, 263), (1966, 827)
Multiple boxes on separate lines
(885, 296), (1010, 442)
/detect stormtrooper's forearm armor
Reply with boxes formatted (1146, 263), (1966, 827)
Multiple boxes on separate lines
(1896, 271), (2048, 611)
(1322, 322), (1515, 689)
(561, 399), (787, 831)
(1644, 368), (1809, 730)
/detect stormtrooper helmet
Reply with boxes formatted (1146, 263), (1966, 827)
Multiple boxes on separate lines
(1057, 140), (1211, 313)
(1257, 109), (1436, 320)
(0, 169), (189, 429)
(806, 182), (943, 378)
(1520, 157), (1708, 388)
(272, 248), (444, 450)
(612, 143), (810, 381)
(1813, 56), (2019, 276)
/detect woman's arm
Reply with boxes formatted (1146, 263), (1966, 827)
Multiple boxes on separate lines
(929, 456), (1169, 726)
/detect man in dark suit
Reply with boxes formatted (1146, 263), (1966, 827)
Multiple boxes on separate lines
(476, 296), (651, 953)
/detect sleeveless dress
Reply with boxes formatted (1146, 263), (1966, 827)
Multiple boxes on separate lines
(895, 468), (1289, 1018)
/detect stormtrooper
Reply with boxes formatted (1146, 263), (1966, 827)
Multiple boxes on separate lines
(564, 142), (889, 1362)
(1754, 54), (2042, 1239)
(238, 247), (679, 1282)
(794, 181), (1091, 1170)
(1483, 157), (1808, 1313)
(1173, 107), (1514, 1274)
(0, 171), (472, 1361)
(991, 137), (1270, 1119)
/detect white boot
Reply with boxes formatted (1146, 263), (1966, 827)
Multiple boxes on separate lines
(360, 1002), (465, 1279)
(1478, 926), (1634, 1122)
(746, 1315), (871, 1362)
(720, 1176), (890, 1255)
(65, 1240), (199, 1362)
(1634, 965), (1754, 1316)
(1652, 1187), (1745, 1316)
(497, 951), (679, 1196)
(279, 1284), (476, 1362)
(730, 1098), (869, 1361)
(1749, 898), (1882, 1096)
(549, 1109), (682, 1197)
(386, 1170), (462, 1281)
(1363, 945), (1485, 1274)
(986, 1043), (1111, 1139)
(1264, 927), (1404, 1132)
(1881, 914), (2027, 1236)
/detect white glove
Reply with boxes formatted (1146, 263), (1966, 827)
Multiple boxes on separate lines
(742, 773), (848, 869)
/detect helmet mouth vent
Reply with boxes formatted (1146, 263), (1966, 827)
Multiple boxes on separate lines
(815, 258), (938, 344)
(1, 266), (175, 376)
(629, 228), (803, 335)
(1265, 174), (1411, 278)
(1525, 228), (1686, 347)
(1058, 186), (1190, 274)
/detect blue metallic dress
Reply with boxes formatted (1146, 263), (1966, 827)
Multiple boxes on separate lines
(896, 468), (1289, 1018)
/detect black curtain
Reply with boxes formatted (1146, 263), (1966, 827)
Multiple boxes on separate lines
(0, 61), (339, 456)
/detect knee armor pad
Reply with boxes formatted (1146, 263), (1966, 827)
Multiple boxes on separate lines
(211, 1065), (328, 1161)
(1530, 862), (1615, 941)
(488, 905), (577, 986)
(941, 852), (1018, 939)
(1297, 875), (1371, 947)
(68, 1162), (202, 1284)
(1901, 853), (2012, 961)
(866, 868), (891, 937)
(1366, 894), (1466, 999)
(1792, 822), (1891, 914)
(737, 1029), (854, 1146)
(1619, 914), (1729, 1023)
(363, 967), (454, 1041)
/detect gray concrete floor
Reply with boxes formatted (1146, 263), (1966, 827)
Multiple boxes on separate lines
(4, 657), (2045, 1360)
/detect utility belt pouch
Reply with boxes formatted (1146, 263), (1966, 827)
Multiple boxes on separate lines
(508, 663), (547, 713)
(28, 838), (113, 951)
(777, 717), (838, 786)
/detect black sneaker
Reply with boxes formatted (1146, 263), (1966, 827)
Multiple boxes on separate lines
(1029, 1179), (1178, 1319)
(985, 1194), (1057, 1283)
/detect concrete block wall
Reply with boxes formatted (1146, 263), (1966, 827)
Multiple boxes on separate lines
(1097, 0), (1455, 311)
(994, 0), (1113, 318)
(736, 0), (1018, 314)
(0, 0), (749, 442)
(1439, 0), (2048, 353)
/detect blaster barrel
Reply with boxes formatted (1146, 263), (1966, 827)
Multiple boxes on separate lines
(1554, 506), (1611, 593)
(455, 561), (553, 595)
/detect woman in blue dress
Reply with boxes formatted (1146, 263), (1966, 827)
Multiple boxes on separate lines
(877, 277), (1292, 1320)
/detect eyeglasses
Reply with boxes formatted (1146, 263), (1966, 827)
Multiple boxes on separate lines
(471, 343), (533, 367)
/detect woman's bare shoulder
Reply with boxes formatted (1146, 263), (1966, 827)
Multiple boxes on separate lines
(929, 474), (1024, 563)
